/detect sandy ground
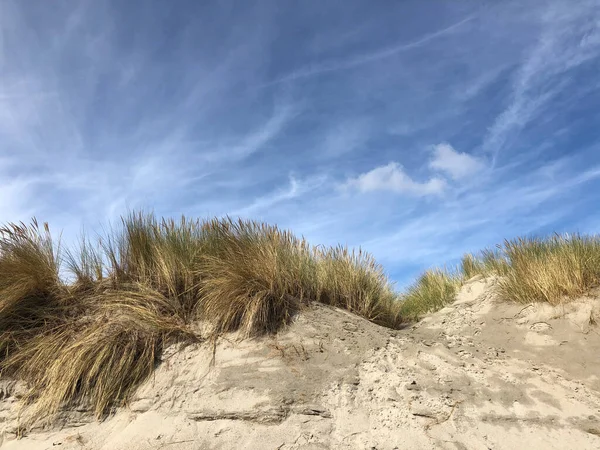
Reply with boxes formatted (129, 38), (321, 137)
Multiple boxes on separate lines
(2, 276), (600, 449)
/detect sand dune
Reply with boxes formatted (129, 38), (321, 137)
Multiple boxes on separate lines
(2, 277), (600, 449)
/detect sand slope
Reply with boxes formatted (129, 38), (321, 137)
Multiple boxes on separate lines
(2, 277), (600, 449)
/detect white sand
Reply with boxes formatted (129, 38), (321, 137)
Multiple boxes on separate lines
(2, 278), (600, 449)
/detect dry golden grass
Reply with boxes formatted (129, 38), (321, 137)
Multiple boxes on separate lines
(0, 220), (65, 361)
(0, 212), (401, 425)
(197, 219), (401, 335)
(458, 235), (600, 305)
(5, 211), (595, 425)
(497, 234), (600, 305)
(3, 285), (192, 421)
(461, 247), (510, 279)
(316, 246), (400, 326)
(402, 233), (600, 320)
(398, 269), (462, 321)
(99, 212), (206, 318)
(197, 218), (317, 336)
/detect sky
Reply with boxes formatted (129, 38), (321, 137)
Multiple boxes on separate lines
(2, 0), (600, 286)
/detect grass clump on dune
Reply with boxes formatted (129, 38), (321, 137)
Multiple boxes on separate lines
(317, 246), (400, 327)
(196, 218), (401, 335)
(4, 287), (186, 419)
(99, 213), (207, 317)
(460, 248), (511, 279)
(497, 234), (600, 305)
(0, 216), (195, 422)
(460, 234), (600, 305)
(399, 248), (511, 320)
(0, 212), (401, 425)
(0, 220), (65, 362)
(197, 218), (321, 336)
(401, 233), (600, 320)
(398, 269), (463, 321)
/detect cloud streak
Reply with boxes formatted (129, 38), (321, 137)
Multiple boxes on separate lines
(1, 0), (599, 287)
(483, 0), (600, 164)
(264, 14), (475, 85)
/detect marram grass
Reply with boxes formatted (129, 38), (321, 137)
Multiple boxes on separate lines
(0, 212), (401, 425)
(402, 233), (600, 320)
(398, 268), (463, 321)
(2, 212), (599, 427)
(496, 234), (600, 305)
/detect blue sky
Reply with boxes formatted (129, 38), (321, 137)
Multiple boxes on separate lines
(2, 0), (600, 286)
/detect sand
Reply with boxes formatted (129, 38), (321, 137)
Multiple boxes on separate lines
(2, 277), (600, 449)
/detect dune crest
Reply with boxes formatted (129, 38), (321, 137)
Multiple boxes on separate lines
(2, 277), (600, 449)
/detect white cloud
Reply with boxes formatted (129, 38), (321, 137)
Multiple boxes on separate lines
(359, 159), (600, 270)
(429, 143), (484, 180)
(346, 162), (446, 197)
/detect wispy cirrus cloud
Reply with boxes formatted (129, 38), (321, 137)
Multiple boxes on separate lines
(0, 0), (300, 230)
(230, 174), (328, 218)
(319, 119), (371, 158)
(1, 0), (600, 286)
(483, 0), (600, 164)
(203, 102), (301, 163)
(265, 14), (476, 85)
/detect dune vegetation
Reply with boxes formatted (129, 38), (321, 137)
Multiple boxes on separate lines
(398, 234), (600, 319)
(396, 269), (462, 321)
(0, 212), (401, 423)
(1, 211), (599, 425)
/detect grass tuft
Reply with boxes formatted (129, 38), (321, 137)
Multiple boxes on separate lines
(3, 285), (192, 420)
(398, 269), (462, 321)
(197, 219), (401, 335)
(197, 218), (315, 336)
(461, 247), (511, 279)
(317, 246), (400, 327)
(405, 233), (600, 320)
(497, 234), (600, 305)
(0, 220), (64, 362)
